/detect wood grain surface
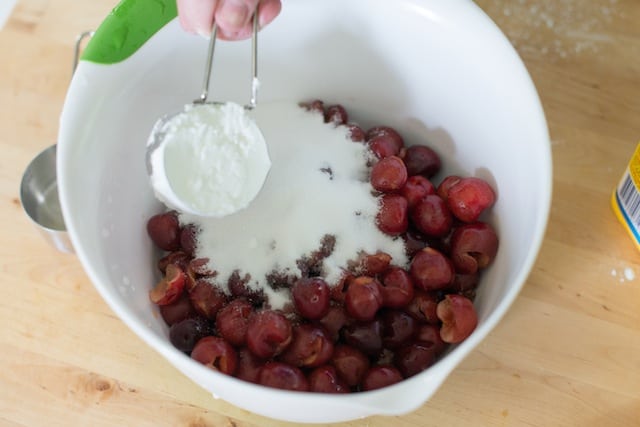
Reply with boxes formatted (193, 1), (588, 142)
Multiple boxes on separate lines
(1, 1), (639, 426)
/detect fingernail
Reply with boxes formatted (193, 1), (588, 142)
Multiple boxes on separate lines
(219, 0), (249, 29)
(196, 26), (212, 38)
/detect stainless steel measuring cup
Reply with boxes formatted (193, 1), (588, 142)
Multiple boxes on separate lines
(20, 145), (73, 253)
(19, 30), (93, 254)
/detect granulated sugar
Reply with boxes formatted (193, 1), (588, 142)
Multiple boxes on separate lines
(180, 101), (408, 309)
(480, 0), (620, 59)
(610, 266), (636, 283)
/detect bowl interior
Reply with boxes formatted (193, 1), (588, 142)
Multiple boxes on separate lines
(58, 0), (551, 422)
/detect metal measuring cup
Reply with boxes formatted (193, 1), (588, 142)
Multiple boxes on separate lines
(19, 31), (93, 254)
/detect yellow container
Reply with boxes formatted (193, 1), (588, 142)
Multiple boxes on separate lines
(611, 143), (640, 251)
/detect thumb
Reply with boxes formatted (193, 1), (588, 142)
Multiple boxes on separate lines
(177, 0), (219, 37)
(215, 0), (260, 34)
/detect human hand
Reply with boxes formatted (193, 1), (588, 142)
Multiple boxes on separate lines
(177, 0), (282, 40)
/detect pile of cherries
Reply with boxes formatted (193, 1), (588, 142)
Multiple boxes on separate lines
(146, 100), (499, 393)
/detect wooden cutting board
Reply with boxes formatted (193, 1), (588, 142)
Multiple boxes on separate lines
(1, 0), (639, 426)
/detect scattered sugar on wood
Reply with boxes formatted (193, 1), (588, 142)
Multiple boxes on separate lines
(624, 267), (635, 281)
(480, 0), (620, 60)
(610, 266), (636, 283)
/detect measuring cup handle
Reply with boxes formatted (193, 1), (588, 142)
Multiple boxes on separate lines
(72, 30), (95, 77)
(249, 9), (259, 108)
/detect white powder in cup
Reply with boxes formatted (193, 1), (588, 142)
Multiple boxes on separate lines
(150, 102), (271, 217)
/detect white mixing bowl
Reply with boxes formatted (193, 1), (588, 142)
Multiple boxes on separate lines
(58, 0), (551, 423)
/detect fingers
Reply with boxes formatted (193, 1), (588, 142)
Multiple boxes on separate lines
(177, 0), (282, 41)
(177, 0), (219, 37)
(257, 0), (282, 30)
(215, 0), (284, 41)
(215, 0), (259, 34)
(216, 0), (282, 40)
